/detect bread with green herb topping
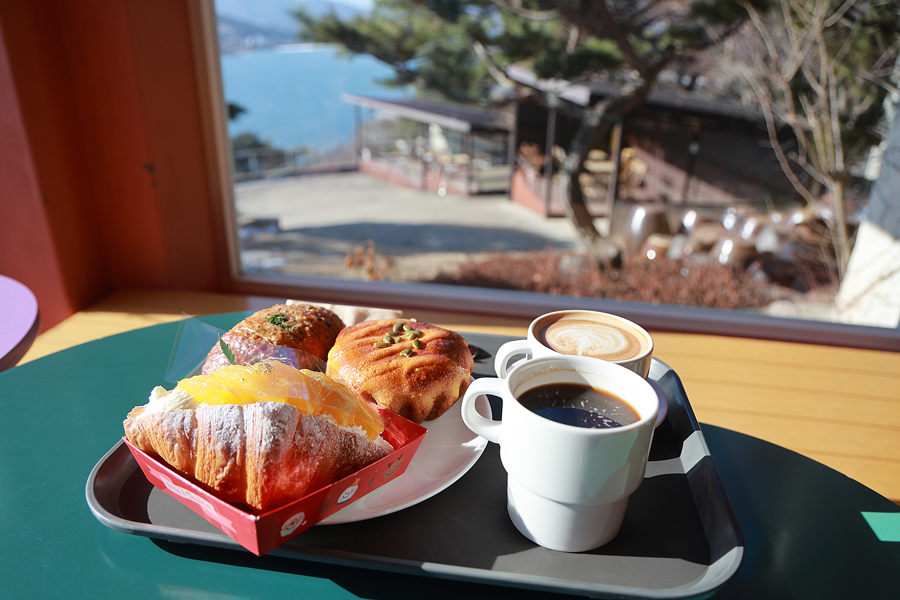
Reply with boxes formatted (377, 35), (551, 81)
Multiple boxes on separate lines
(203, 304), (345, 374)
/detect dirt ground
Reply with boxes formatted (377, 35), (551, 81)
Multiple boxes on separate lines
(234, 172), (837, 321)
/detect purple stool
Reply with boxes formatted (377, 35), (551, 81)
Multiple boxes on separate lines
(0, 275), (40, 372)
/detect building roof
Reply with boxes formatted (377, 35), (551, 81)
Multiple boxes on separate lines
(341, 93), (514, 134)
(505, 65), (766, 124)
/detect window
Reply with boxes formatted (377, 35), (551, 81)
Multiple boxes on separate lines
(195, 0), (900, 352)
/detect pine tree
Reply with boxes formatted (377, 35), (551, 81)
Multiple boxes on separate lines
(294, 1), (782, 263)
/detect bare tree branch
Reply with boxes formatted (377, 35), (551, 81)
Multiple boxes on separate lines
(740, 63), (819, 204)
(472, 40), (514, 89)
(733, 0), (895, 277)
(566, 24), (579, 55)
(824, 0), (857, 28)
(743, 1), (814, 164)
(827, 59), (844, 172)
(780, 0), (819, 81)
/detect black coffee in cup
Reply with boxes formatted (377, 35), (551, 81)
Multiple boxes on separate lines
(517, 383), (640, 429)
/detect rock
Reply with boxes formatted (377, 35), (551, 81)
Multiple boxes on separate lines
(711, 236), (758, 267)
(688, 222), (726, 250)
(666, 234), (689, 260)
(640, 233), (672, 260)
(755, 225), (782, 254)
(610, 203), (671, 256)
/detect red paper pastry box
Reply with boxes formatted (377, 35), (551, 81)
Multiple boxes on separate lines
(124, 408), (427, 556)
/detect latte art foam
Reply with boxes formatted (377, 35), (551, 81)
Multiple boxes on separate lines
(541, 318), (646, 362)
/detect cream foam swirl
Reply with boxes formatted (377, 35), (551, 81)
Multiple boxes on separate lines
(541, 319), (644, 361)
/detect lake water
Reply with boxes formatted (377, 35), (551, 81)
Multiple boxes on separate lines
(220, 44), (413, 152)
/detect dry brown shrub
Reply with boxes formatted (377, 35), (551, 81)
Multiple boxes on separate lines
(425, 250), (773, 310)
(345, 240), (394, 281)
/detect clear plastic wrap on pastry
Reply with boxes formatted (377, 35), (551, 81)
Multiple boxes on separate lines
(172, 361), (385, 440)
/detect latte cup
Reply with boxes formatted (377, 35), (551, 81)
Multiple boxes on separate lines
(495, 310), (654, 379)
(460, 356), (659, 552)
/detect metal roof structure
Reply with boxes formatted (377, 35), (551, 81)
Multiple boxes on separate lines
(341, 93), (514, 133)
(505, 65), (766, 124)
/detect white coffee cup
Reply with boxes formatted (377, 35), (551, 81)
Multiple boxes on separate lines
(495, 310), (654, 379)
(460, 355), (659, 552)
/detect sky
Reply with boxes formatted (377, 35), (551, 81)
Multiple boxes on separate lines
(332, 0), (371, 8)
(216, 0), (374, 31)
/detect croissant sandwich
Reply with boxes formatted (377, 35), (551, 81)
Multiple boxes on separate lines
(124, 361), (391, 513)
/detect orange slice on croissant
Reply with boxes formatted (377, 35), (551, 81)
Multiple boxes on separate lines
(175, 361), (384, 440)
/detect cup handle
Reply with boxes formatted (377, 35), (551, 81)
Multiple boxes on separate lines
(494, 339), (533, 378)
(648, 380), (668, 428)
(460, 377), (504, 444)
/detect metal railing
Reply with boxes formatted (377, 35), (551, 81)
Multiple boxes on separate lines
(231, 147), (357, 181)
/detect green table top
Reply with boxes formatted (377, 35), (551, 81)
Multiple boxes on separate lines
(2, 312), (898, 599)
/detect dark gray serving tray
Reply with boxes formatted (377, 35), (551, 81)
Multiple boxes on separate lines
(87, 332), (743, 599)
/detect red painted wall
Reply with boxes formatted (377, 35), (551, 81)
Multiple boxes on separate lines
(0, 17), (75, 328)
(0, 0), (221, 330)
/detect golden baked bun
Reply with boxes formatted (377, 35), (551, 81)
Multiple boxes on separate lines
(203, 304), (345, 374)
(326, 319), (474, 423)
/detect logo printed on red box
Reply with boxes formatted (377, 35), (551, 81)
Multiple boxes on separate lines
(384, 454), (404, 478)
(280, 512), (307, 537)
(337, 478), (361, 505)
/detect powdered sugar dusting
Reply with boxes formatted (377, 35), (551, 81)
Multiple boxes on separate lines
(125, 395), (391, 512)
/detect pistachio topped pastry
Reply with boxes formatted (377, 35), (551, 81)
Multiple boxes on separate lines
(326, 319), (474, 424)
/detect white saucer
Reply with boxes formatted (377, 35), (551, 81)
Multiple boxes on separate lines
(320, 394), (491, 524)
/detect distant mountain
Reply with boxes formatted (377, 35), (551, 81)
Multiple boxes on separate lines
(217, 14), (297, 53)
(216, 0), (364, 38)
